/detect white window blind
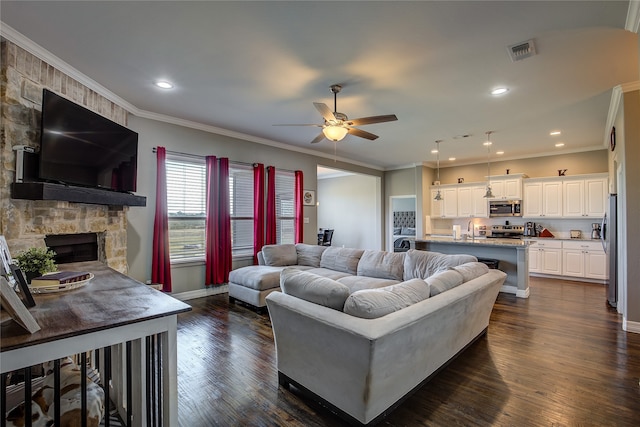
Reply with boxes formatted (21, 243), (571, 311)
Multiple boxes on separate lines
(230, 164), (254, 256)
(276, 170), (295, 244)
(166, 156), (206, 262)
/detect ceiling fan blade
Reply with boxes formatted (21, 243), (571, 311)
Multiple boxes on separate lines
(310, 132), (326, 144)
(313, 102), (337, 122)
(273, 124), (322, 127)
(346, 114), (398, 126)
(347, 127), (379, 140)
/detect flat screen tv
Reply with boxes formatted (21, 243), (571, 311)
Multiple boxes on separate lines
(39, 89), (138, 192)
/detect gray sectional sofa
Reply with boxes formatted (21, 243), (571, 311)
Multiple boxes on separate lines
(228, 243), (478, 311)
(229, 244), (507, 424)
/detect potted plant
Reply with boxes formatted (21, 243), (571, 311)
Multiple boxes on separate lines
(15, 247), (58, 283)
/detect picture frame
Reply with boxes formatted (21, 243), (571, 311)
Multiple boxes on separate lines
(10, 264), (36, 308)
(0, 276), (40, 333)
(303, 190), (315, 206)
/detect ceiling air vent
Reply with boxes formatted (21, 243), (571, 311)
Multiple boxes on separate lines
(507, 39), (536, 62)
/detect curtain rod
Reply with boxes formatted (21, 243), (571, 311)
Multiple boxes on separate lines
(152, 147), (296, 172)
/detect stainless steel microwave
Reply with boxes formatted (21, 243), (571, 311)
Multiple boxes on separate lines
(489, 200), (522, 217)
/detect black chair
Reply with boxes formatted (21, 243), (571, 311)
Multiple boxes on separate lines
(320, 229), (334, 246)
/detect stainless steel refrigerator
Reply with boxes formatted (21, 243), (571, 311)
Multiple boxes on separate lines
(603, 194), (617, 307)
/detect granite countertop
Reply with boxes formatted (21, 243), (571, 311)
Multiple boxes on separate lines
(418, 236), (528, 247)
(524, 237), (601, 242)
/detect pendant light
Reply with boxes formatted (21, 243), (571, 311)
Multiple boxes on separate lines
(483, 131), (495, 198)
(434, 140), (443, 201)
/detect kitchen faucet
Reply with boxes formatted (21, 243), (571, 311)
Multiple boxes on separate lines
(468, 220), (475, 240)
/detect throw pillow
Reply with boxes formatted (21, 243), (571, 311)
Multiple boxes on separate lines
(343, 278), (430, 319)
(426, 270), (465, 297)
(357, 250), (405, 281)
(261, 244), (297, 266)
(280, 268), (350, 311)
(295, 243), (327, 267)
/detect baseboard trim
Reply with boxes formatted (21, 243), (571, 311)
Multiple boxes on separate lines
(172, 285), (228, 301)
(623, 318), (640, 334)
(500, 285), (530, 299)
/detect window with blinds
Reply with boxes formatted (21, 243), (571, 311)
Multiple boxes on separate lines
(275, 170), (295, 244)
(166, 156), (206, 262)
(229, 164), (254, 257)
(164, 156), (294, 262)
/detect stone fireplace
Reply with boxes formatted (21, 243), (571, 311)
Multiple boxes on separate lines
(45, 233), (102, 264)
(0, 40), (132, 273)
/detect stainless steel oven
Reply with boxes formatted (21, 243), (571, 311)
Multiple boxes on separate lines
(489, 200), (522, 217)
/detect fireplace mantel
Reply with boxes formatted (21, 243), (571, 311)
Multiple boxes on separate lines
(11, 182), (146, 207)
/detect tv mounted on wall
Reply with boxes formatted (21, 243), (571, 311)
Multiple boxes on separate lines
(39, 89), (138, 193)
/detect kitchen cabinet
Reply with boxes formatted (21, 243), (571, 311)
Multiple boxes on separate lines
(523, 180), (562, 218)
(430, 187), (457, 218)
(457, 185), (488, 218)
(489, 177), (523, 200)
(528, 239), (562, 275)
(562, 240), (607, 280)
(562, 175), (607, 218)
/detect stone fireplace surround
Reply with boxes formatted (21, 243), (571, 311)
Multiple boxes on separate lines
(1, 40), (132, 273)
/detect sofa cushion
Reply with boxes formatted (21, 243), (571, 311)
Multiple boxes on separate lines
(356, 250), (405, 281)
(262, 244), (297, 266)
(426, 270), (465, 297)
(451, 262), (490, 282)
(343, 278), (431, 319)
(229, 266), (286, 291)
(320, 247), (365, 275)
(403, 249), (477, 280)
(280, 268), (350, 311)
(295, 243), (327, 267)
(303, 267), (352, 281)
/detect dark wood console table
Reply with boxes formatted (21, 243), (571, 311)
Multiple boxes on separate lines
(0, 261), (191, 426)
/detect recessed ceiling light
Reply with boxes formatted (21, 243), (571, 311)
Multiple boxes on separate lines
(496, 151), (504, 155)
(555, 142), (565, 147)
(154, 80), (174, 89)
(448, 157), (456, 161)
(431, 149), (439, 154)
(491, 87), (509, 96)
(550, 130), (561, 136)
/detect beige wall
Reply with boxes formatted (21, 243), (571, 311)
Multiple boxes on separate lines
(436, 150), (608, 185)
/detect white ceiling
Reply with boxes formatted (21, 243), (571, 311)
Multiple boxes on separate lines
(1, 1), (638, 170)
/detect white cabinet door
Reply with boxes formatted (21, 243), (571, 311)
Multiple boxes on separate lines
(489, 180), (505, 200)
(585, 250), (607, 279)
(504, 178), (522, 199)
(472, 186), (489, 217)
(563, 180), (584, 217)
(584, 178), (607, 217)
(523, 182), (543, 216)
(562, 249), (584, 277)
(542, 181), (563, 217)
(442, 187), (458, 218)
(528, 245), (541, 273)
(457, 186), (473, 217)
(431, 189), (443, 218)
(541, 248), (562, 275)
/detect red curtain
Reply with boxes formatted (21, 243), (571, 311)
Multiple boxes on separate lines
(151, 147), (172, 292)
(266, 166), (277, 245)
(253, 163), (265, 264)
(205, 156), (232, 285)
(294, 170), (304, 243)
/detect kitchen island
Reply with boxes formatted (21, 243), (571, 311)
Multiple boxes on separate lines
(414, 237), (530, 298)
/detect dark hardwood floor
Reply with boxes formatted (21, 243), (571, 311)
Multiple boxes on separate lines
(176, 278), (640, 426)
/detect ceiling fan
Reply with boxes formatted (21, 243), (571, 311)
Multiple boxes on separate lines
(274, 84), (398, 144)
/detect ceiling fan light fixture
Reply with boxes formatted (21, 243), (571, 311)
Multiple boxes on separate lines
(323, 125), (348, 141)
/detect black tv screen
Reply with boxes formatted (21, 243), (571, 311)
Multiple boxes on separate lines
(39, 89), (138, 192)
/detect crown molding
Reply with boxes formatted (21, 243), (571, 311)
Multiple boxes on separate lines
(626, 0), (640, 32)
(621, 80), (640, 92)
(0, 22), (383, 173)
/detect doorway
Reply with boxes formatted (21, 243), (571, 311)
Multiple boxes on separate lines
(389, 195), (416, 252)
